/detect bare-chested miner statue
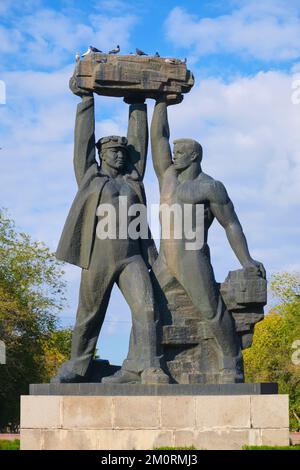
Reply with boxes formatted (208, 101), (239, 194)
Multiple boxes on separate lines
(151, 95), (266, 383)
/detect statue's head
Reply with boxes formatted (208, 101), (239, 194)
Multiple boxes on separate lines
(96, 136), (128, 171)
(172, 139), (202, 171)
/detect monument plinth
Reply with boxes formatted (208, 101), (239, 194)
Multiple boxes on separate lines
(21, 386), (289, 450)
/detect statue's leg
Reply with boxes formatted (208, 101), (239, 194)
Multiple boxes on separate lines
(176, 250), (240, 360)
(116, 255), (162, 374)
(51, 257), (116, 383)
(68, 264), (115, 377)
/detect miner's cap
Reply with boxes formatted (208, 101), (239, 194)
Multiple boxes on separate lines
(96, 136), (128, 152)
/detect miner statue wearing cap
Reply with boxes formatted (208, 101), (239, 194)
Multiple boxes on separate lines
(52, 77), (169, 384)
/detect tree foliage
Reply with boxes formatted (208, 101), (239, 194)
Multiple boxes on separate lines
(0, 209), (71, 431)
(243, 272), (300, 431)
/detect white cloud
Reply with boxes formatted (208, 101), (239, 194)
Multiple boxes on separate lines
(96, 0), (134, 14)
(0, 7), (138, 67)
(0, 0), (39, 14)
(0, 26), (23, 53)
(165, 2), (300, 61)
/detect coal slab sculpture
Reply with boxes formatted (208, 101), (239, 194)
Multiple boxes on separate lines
(52, 53), (266, 385)
(75, 52), (194, 99)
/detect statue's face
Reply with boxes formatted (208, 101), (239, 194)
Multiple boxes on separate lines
(173, 142), (195, 170)
(102, 147), (127, 170)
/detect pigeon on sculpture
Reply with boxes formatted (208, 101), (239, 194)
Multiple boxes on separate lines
(136, 48), (147, 56)
(109, 45), (120, 54)
(75, 52), (80, 63)
(82, 46), (103, 57)
(165, 58), (176, 64)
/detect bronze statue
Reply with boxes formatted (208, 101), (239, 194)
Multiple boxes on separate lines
(52, 76), (169, 384)
(52, 52), (266, 385)
(151, 95), (266, 383)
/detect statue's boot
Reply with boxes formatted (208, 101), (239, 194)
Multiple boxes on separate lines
(51, 369), (87, 384)
(50, 360), (90, 384)
(101, 367), (170, 384)
(101, 369), (141, 384)
(141, 367), (170, 384)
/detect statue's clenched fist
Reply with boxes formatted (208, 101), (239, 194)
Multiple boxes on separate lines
(69, 74), (93, 98)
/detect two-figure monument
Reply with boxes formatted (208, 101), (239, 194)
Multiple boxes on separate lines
(52, 51), (266, 385)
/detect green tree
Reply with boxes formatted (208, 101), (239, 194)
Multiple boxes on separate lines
(0, 209), (71, 431)
(243, 272), (300, 431)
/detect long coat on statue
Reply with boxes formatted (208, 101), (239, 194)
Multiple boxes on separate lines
(56, 96), (157, 269)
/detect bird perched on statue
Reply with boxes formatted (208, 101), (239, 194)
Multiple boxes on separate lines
(75, 51), (80, 63)
(109, 45), (120, 54)
(136, 48), (147, 56)
(82, 46), (103, 57)
(155, 52), (160, 57)
(165, 58), (176, 64)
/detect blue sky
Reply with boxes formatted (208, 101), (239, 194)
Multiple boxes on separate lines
(1, 0), (300, 365)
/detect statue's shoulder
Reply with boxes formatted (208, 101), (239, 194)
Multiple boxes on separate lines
(79, 163), (101, 187)
(199, 173), (229, 204)
(198, 171), (214, 183)
(197, 171), (216, 191)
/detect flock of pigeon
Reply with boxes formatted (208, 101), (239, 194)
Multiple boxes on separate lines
(76, 45), (187, 65)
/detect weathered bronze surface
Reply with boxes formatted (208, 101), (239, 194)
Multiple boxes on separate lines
(52, 54), (266, 386)
(74, 53), (194, 98)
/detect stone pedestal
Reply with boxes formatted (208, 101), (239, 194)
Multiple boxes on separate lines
(21, 384), (289, 450)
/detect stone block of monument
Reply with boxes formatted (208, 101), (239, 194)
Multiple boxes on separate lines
(73, 53), (194, 99)
(153, 267), (267, 384)
(220, 267), (266, 349)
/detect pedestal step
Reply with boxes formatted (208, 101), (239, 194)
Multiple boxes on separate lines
(21, 392), (289, 450)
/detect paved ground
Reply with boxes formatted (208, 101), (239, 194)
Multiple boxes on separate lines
(0, 434), (20, 441)
(290, 432), (300, 445)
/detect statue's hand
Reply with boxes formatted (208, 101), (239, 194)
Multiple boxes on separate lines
(156, 93), (183, 106)
(243, 259), (266, 279)
(124, 93), (146, 105)
(69, 75), (93, 98)
(166, 93), (184, 106)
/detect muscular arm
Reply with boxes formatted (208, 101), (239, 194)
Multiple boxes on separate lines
(210, 181), (262, 270)
(127, 102), (148, 180)
(150, 98), (173, 189)
(73, 95), (97, 186)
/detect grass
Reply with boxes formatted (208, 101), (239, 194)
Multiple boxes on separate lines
(243, 445), (300, 450)
(155, 445), (300, 451)
(0, 439), (20, 450)
(0, 440), (298, 451)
